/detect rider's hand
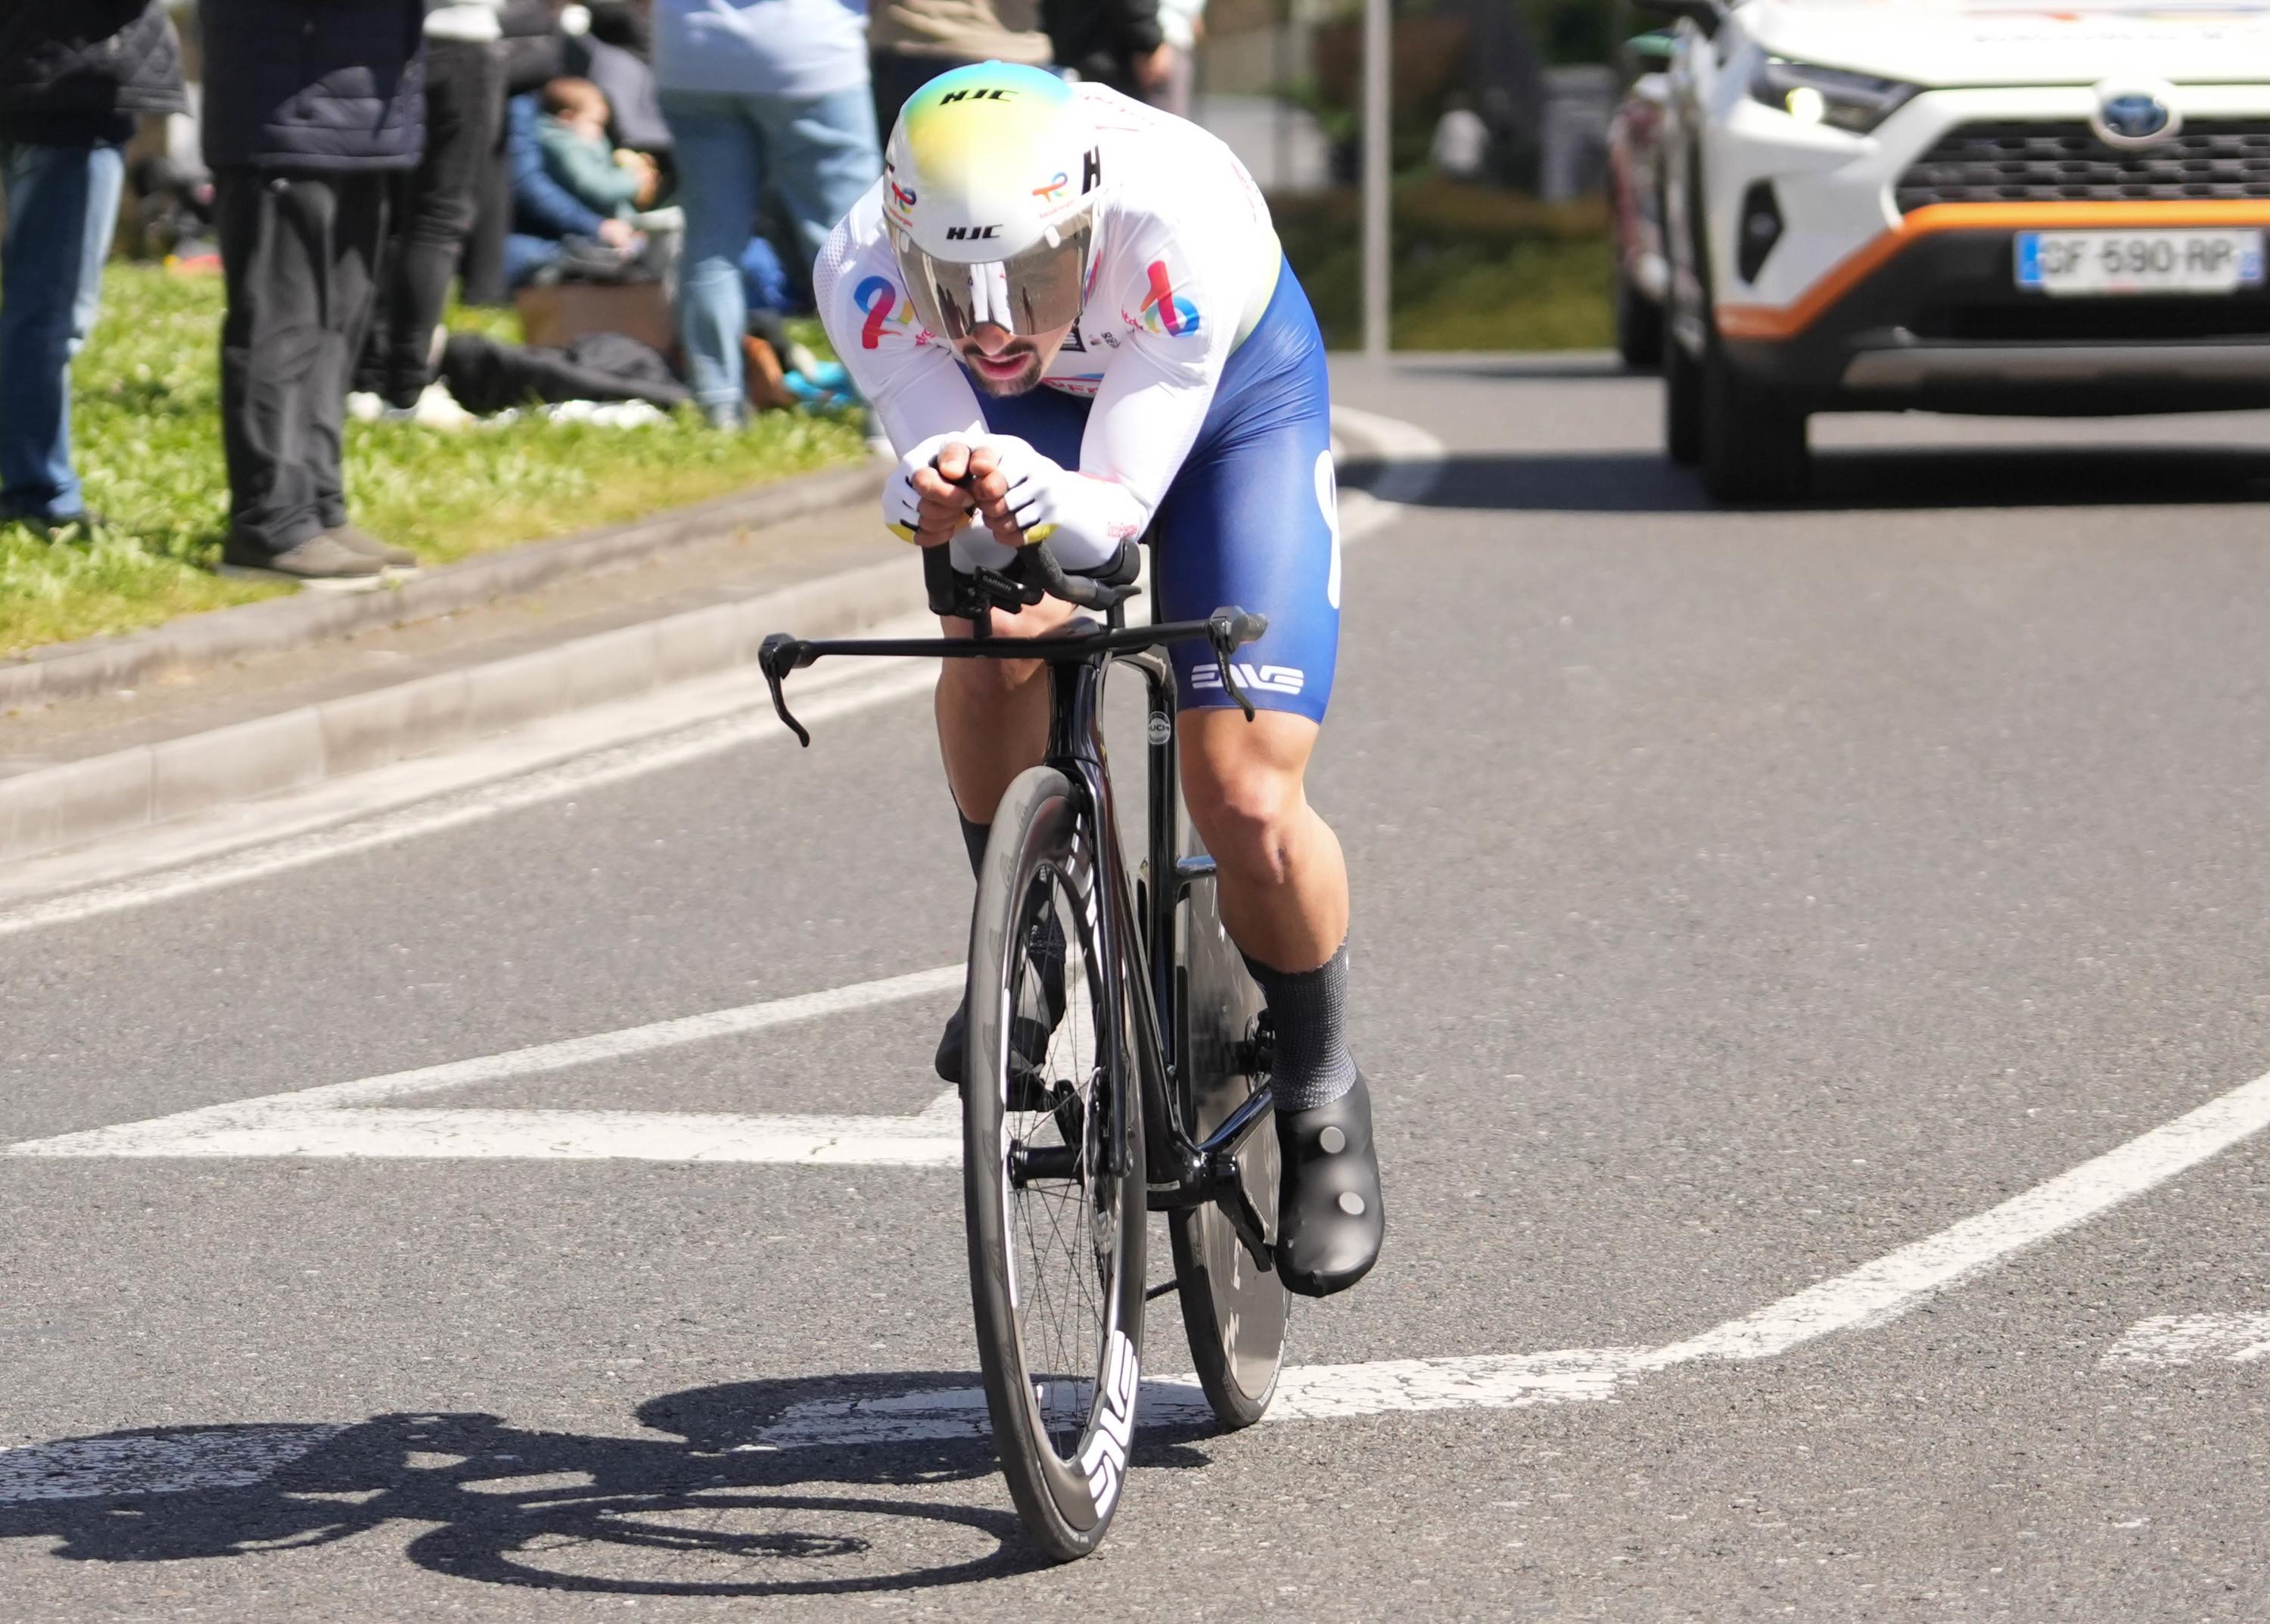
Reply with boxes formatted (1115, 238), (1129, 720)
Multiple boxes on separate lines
(888, 432), (981, 544)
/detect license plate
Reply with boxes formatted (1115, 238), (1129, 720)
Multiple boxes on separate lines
(2016, 228), (2266, 295)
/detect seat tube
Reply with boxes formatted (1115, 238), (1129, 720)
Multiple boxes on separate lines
(1143, 658), (1180, 1075)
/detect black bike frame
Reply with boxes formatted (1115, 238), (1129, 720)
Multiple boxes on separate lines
(758, 599), (1278, 1258)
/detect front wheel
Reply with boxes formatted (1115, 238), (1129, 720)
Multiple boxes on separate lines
(962, 766), (1147, 1562)
(1699, 341), (1810, 505)
(1614, 269), (1664, 372)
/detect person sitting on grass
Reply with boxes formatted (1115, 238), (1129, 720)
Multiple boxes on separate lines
(536, 76), (659, 226)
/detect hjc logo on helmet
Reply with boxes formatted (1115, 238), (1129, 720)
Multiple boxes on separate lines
(939, 88), (1014, 105)
(946, 226), (1003, 241)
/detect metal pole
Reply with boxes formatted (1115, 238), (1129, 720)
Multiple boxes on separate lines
(1361, 0), (1391, 359)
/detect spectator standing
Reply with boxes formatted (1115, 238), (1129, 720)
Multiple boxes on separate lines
(203, 0), (428, 582)
(1040, 0), (1169, 99)
(0, 1), (187, 532)
(655, 0), (882, 427)
(867, 1), (1053, 141)
(359, 1), (508, 415)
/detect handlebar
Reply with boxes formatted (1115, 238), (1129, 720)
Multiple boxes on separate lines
(757, 593), (1269, 745)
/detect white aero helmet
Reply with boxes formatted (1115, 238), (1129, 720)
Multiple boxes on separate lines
(883, 62), (1105, 341)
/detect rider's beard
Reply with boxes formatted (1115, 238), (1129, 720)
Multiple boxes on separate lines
(958, 340), (1045, 397)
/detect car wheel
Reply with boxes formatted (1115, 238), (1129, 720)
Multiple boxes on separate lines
(1664, 328), (1703, 465)
(1614, 271), (1663, 371)
(1699, 339), (1809, 505)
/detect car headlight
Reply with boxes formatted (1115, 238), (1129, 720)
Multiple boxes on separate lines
(1749, 58), (1917, 134)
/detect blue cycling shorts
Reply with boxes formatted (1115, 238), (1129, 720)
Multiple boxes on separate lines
(976, 258), (1341, 725)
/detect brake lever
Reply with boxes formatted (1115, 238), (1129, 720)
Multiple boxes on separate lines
(757, 633), (813, 747)
(1205, 607), (1269, 723)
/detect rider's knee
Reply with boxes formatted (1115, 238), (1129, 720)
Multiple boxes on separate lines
(1183, 754), (1304, 888)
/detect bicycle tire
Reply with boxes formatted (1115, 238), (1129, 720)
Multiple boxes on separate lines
(962, 765), (1147, 1561)
(1169, 821), (1288, 1429)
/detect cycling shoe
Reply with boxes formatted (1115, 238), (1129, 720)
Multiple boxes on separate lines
(935, 1004), (1065, 1112)
(1273, 1072), (1385, 1297)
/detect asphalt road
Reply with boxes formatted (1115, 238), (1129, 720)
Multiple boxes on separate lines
(9, 356), (2270, 1622)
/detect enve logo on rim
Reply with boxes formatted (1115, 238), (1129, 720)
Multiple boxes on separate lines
(2091, 80), (2181, 149)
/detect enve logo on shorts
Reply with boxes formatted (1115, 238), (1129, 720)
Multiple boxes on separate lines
(1191, 662), (1305, 696)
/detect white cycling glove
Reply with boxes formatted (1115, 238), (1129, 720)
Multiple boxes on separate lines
(882, 431), (1149, 574)
(882, 428), (984, 543)
(978, 434), (1149, 573)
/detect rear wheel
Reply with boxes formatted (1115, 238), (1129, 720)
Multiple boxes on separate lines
(1170, 822), (1288, 1429)
(1699, 338), (1810, 505)
(962, 766), (1146, 1563)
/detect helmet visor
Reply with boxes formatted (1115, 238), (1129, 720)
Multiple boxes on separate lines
(891, 215), (1093, 342)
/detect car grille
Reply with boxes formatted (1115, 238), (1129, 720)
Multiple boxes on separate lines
(1895, 122), (2270, 212)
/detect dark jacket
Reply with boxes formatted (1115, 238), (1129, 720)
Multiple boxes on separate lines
(0, 0), (187, 148)
(1039, 0), (1162, 95)
(200, 0), (428, 172)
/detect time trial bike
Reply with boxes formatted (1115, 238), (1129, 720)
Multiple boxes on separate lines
(757, 534), (1289, 1560)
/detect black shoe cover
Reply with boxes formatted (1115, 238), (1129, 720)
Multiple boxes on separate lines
(935, 1001), (1061, 1112)
(1273, 1072), (1385, 1297)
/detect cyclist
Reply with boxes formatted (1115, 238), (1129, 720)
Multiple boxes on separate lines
(814, 61), (1381, 1297)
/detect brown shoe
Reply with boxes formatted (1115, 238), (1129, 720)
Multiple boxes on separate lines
(219, 534), (384, 587)
(324, 523), (418, 570)
(742, 334), (798, 412)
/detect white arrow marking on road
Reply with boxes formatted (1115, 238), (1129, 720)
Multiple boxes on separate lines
(2102, 1312), (2270, 1366)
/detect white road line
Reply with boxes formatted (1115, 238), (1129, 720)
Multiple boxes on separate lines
(741, 1350), (1650, 1451)
(19, 1062), (2270, 1492)
(62, 1105), (965, 1165)
(1643, 1067), (2270, 1367)
(4, 966), (962, 1161)
(2103, 1312), (2270, 1366)
(0, 1426), (347, 1504)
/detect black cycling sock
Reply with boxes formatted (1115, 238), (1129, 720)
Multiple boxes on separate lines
(959, 810), (990, 880)
(1243, 942), (1358, 1113)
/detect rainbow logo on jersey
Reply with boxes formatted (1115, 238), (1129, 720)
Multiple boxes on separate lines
(1137, 260), (1201, 338)
(854, 275), (922, 349)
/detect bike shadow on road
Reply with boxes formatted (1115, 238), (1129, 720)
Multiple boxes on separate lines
(1342, 444), (2270, 515)
(0, 1373), (1217, 1598)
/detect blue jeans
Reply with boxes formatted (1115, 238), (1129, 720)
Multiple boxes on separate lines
(0, 142), (125, 521)
(661, 84), (879, 412)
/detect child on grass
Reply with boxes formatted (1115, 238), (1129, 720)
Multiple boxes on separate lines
(533, 77), (658, 221)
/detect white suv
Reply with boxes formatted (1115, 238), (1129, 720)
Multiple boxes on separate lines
(1648, 0), (2270, 502)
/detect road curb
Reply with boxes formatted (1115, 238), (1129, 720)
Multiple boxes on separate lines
(0, 555), (925, 868)
(0, 459), (887, 714)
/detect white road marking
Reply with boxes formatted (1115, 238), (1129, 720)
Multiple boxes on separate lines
(4, 966), (963, 1162)
(1643, 1067), (2270, 1367)
(20, 1061), (2270, 1492)
(0, 1426), (346, 1504)
(2103, 1312), (2270, 1366)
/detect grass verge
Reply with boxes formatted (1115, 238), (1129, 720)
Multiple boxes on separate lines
(1271, 180), (1615, 351)
(0, 266), (865, 658)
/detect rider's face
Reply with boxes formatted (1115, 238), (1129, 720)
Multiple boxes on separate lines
(956, 320), (1073, 397)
